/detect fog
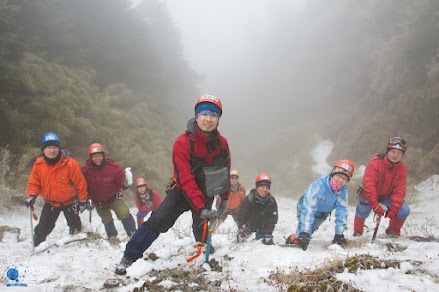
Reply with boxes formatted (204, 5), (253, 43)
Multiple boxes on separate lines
(158, 0), (346, 193)
(146, 0), (370, 194)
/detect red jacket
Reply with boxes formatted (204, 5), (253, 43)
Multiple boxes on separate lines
(134, 189), (162, 212)
(362, 154), (408, 213)
(26, 151), (88, 207)
(81, 159), (127, 207)
(173, 119), (231, 212)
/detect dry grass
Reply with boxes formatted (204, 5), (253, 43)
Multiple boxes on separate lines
(267, 254), (400, 292)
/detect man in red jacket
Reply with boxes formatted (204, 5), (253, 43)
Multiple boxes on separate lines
(82, 143), (136, 240)
(353, 137), (409, 237)
(115, 94), (231, 275)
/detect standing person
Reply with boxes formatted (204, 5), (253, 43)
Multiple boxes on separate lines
(115, 94), (231, 275)
(221, 169), (246, 223)
(353, 137), (409, 237)
(82, 143), (136, 240)
(285, 160), (354, 250)
(134, 177), (162, 228)
(237, 174), (278, 245)
(25, 132), (88, 247)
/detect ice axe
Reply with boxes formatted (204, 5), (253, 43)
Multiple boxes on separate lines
(371, 215), (382, 243)
(187, 220), (208, 262)
(29, 206), (38, 250)
(205, 219), (218, 263)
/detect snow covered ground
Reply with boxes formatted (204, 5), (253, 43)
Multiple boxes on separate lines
(1, 141), (439, 291)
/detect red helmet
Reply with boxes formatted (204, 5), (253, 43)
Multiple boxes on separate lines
(194, 94), (223, 117)
(255, 173), (271, 188)
(255, 173), (271, 183)
(387, 137), (407, 152)
(135, 178), (147, 187)
(331, 160), (355, 180)
(88, 143), (105, 155)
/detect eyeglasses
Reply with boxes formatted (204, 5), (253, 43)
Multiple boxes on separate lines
(389, 137), (406, 147)
(231, 176), (239, 180)
(333, 174), (349, 183)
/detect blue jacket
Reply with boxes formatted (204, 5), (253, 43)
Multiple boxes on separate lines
(297, 175), (348, 235)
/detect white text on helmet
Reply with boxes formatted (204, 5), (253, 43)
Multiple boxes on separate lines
(91, 147), (101, 153)
(340, 163), (353, 172)
(45, 135), (57, 141)
(201, 94), (218, 102)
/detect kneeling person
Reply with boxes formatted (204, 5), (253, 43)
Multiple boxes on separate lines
(285, 160), (354, 250)
(237, 174), (278, 245)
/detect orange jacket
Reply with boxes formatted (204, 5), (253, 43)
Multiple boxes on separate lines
(26, 151), (88, 207)
(227, 183), (246, 210)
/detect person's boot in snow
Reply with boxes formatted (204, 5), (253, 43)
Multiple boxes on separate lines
(122, 216), (137, 237)
(115, 257), (134, 275)
(105, 220), (118, 238)
(353, 215), (365, 236)
(108, 236), (121, 245)
(386, 217), (405, 237)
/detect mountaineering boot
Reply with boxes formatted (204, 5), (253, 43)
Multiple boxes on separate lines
(353, 215), (365, 236)
(285, 234), (299, 245)
(105, 220), (118, 238)
(122, 216), (137, 237)
(386, 217), (405, 237)
(114, 257), (134, 275)
(108, 236), (121, 245)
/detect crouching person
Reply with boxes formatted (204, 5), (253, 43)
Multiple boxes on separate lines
(82, 143), (136, 241)
(285, 160), (354, 250)
(237, 174), (278, 245)
(114, 94), (231, 275)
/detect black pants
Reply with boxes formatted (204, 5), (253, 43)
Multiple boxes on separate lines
(145, 188), (213, 242)
(34, 202), (82, 246)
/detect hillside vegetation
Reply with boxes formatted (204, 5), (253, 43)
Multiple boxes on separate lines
(0, 0), (197, 209)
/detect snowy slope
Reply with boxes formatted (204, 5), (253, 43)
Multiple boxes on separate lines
(1, 142), (439, 291)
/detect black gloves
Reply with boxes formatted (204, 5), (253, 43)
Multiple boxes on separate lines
(298, 232), (310, 251)
(200, 209), (219, 220)
(262, 235), (274, 245)
(332, 234), (348, 246)
(25, 194), (37, 208)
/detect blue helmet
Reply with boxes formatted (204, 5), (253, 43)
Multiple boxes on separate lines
(41, 132), (61, 149)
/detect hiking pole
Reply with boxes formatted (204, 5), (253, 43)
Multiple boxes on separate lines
(371, 215), (382, 243)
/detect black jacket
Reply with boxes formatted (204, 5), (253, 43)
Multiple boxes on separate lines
(237, 189), (278, 235)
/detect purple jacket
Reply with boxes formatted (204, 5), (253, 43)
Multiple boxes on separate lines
(82, 159), (127, 207)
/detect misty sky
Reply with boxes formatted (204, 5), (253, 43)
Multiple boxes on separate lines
(161, 1), (308, 131)
(132, 0), (361, 192)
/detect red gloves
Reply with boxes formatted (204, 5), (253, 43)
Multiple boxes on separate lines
(386, 209), (397, 219)
(372, 205), (385, 216)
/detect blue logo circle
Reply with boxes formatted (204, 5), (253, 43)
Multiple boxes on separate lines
(6, 268), (19, 281)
